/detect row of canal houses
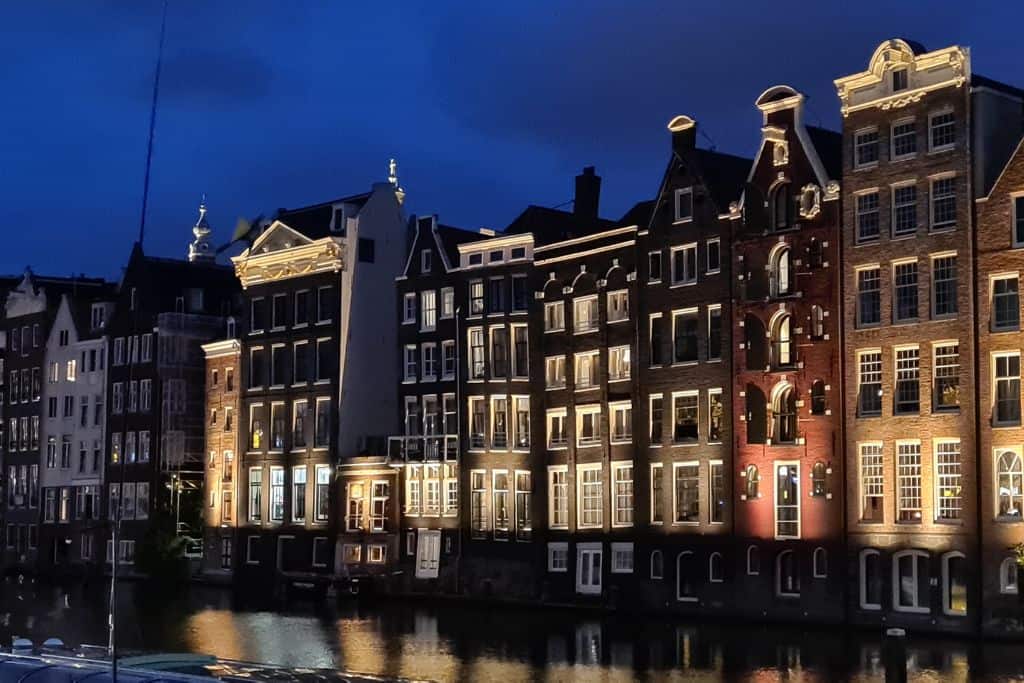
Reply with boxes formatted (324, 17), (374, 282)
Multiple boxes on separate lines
(3, 39), (1024, 638)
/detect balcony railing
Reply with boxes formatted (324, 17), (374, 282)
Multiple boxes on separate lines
(387, 434), (458, 463)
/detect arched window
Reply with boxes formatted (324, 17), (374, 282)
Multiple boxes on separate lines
(770, 313), (793, 368)
(747, 545), (760, 575)
(226, 316), (237, 338)
(677, 552), (697, 602)
(942, 552), (967, 616)
(811, 380), (827, 415)
(745, 384), (767, 445)
(776, 550), (800, 597)
(770, 182), (792, 231)
(709, 552), (724, 583)
(893, 549), (930, 613)
(770, 246), (792, 297)
(650, 550), (664, 580)
(859, 549), (882, 610)
(744, 465), (760, 499)
(813, 547), (827, 578)
(997, 450), (1023, 518)
(1000, 557), (1019, 594)
(811, 462), (827, 497)
(771, 384), (797, 444)
(810, 305), (824, 339)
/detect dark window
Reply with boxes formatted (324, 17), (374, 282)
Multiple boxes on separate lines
(707, 240), (720, 273)
(358, 237), (375, 263)
(271, 346), (287, 386)
(650, 316), (664, 366)
(294, 344), (309, 383)
(649, 252), (662, 282)
(250, 299), (266, 333)
(811, 380), (827, 415)
(317, 287), (334, 323)
(332, 208), (346, 235)
(294, 291), (310, 326)
(892, 68), (908, 92)
(317, 340), (333, 382)
(488, 279), (504, 314)
(771, 183), (791, 231)
(857, 268), (881, 326)
(511, 277), (528, 312)
(894, 262), (919, 321)
(673, 312), (698, 363)
(249, 350), (265, 389)
(708, 308), (722, 361)
(272, 295), (287, 329)
(650, 396), (663, 443)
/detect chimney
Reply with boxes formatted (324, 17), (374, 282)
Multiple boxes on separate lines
(667, 115), (697, 156)
(574, 166), (601, 222)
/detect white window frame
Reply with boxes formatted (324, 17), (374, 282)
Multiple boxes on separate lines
(546, 407), (568, 450)
(650, 462), (664, 525)
(1013, 192), (1024, 248)
(941, 551), (967, 616)
(670, 243), (698, 286)
(709, 552), (724, 583)
(610, 461), (633, 528)
(672, 461), (700, 525)
(572, 295), (599, 334)
(928, 108), (956, 153)
(547, 541), (568, 573)
(544, 301), (565, 333)
(929, 173), (957, 232)
(705, 237), (721, 274)
(575, 404), (601, 448)
(576, 542), (603, 595)
(853, 126), (879, 169)
(421, 342), (437, 382)
(896, 439), (923, 523)
(610, 542), (634, 574)
(548, 465), (568, 529)
(859, 549), (882, 610)
(608, 345), (631, 382)
(545, 355), (566, 390)
(606, 289), (629, 323)
(609, 400), (632, 444)
(934, 438), (962, 522)
(892, 549), (930, 614)
(890, 116), (917, 161)
(774, 460), (800, 540)
(991, 273), (1020, 332)
(440, 287), (455, 319)
(420, 290), (437, 332)
(576, 463), (603, 529)
(673, 187), (693, 223)
(1000, 557), (1019, 594)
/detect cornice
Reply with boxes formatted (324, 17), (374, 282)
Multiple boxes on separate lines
(231, 238), (344, 289)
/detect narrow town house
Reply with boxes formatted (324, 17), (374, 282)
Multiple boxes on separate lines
(105, 204), (238, 574)
(732, 87), (844, 622)
(836, 39), (1022, 633)
(231, 175), (405, 591)
(634, 117), (747, 612)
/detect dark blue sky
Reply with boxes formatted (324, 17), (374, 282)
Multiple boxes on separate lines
(2, 1), (1022, 280)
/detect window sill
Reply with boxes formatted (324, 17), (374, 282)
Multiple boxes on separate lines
(577, 443), (602, 449)
(672, 218), (693, 226)
(544, 328), (566, 334)
(672, 441), (699, 447)
(671, 361), (699, 368)
(609, 378), (630, 384)
(647, 279), (662, 286)
(573, 328), (599, 336)
(928, 145), (955, 155)
(893, 606), (930, 615)
(608, 318), (630, 325)
(669, 282), (697, 289)
(610, 439), (632, 446)
(672, 521), (699, 526)
(315, 320), (332, 326)
(991, 326), (1020, 334)
(890, 232), (918, 242)
(546, 385), (567, 392)
(575, 386), (599, 393)
(929, 225), (956, 234)
(853, 162), (879, 172)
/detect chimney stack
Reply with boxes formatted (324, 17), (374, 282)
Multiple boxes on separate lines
(574, 166), (601, 222)
(667, 115), (697, 157)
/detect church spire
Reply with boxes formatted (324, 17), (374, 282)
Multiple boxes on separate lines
(187, 195), (215, 263)
(388, 158), (405, 205)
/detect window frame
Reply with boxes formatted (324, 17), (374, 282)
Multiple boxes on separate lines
(673, 187), (693, 223)
(928, 108), (956, 153)
(576, 463), (603, 530)
(892, 549), (930, 614)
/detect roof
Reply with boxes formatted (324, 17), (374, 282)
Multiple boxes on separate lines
(691, 147), (753, 213)
(435, 223), (489, 267)
(275, 191), (373, 240)
(619, 199), (656, 227)
(806, 126), (843, 180)
(503, 205), (617, 246)
(973, 73), (1024, 99)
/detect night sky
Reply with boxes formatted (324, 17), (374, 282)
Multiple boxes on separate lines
(2, 1), (1022, 281)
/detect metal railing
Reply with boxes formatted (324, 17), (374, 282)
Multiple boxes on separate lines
(387, 434), (458, 463)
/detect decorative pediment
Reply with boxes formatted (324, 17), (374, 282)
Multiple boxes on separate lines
(248, 220), (315, 255)
(232, 229), (344, 289)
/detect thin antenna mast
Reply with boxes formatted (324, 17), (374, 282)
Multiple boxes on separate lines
(137, 0), (169, 247)
(111, 2), (169, 680)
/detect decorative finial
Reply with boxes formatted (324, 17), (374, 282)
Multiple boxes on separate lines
(388, 158), (399, 187)
(188, 195), (215, 263)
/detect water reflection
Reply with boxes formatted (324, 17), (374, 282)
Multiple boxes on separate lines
(0, 580), (1020, 682)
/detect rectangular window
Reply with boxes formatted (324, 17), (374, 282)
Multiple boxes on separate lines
(649, 394), (663, 444)
(370, 480), (388, 529)
(514, 471), (531, 541)
(316, 466), (331, 523)
(893, 261), (919, 321)
(469, 397), (486, 448)
(294, 290), (310, 326)
(271, 345), (287, 386)
(929, 111), (955, 151)
(270, 402), (288, 451)
(573, 296), (598, 333)
(651, 463), (663, 524)
(931, 176), (956, 231)
(674, 188), (693, 221)
(610, 401), (632, 442)
(443, 464), (458, 516)
(576, 405), (600, 446)
(317, 286), (334, 323)
(710, 461), (725, 524)
(490, 396), (508, 449)
(421, 342), (437, 381)
(293, 342), (309, 384)
(249, 468), (262, 522)
(673, 463), (699, 524)
(574, 351), (598, 390)
(249, 348), (265, 388)
(470, 470), (488, 538)
(248, 404), (264, 450)
(612, 462), (633, 527)
(292, 466), (306, 522)
(402, 292), (416, 325)
(671, 244), (698, 285)
(607, 290), (629, 323)
(708, 389), (723, 443)
(441, 340), (456, 380)
(775, 463), (800, 538)
(706, 238), (721, 274)
(272, 294), (287, 329)
(897, 441), (922, 522)
(672, 309), (698, 363)
(315, 398), (330, 447)
(421, 291), (437, 331)
(250, 298), (266, 333)
(858, 351), (882, 416)
(424, 464), (441, 516)
(995, 352), (1022, 425)
(544, 301), (565, 332)
(469, 280), (484, 316)
(1015, 196), (1024, 247)
(856, 192), (880, 242)
(488, 277), (504, 314)
(934, 343), (960, 411)
(441, 287), (455, 319)
(611, 543), (634, 574)
(894, 347), (920, 415)
(861, 443), (884, 522)
(546, 409), (567, 448)
(511, 276), (528, 312)
(491, 471), (510, 538)
(891, 119), (917, 159)
(513, 396), (530, 448)
(932, 254), (957, 317)
(549, 467), (568, 528)
(468, 328), (485, 379)
(892, 184), (918, 236)
(548, 542), (568, 572)
(648, 251), (662, 282)
(270, 467), (284, 521)
(854, 128), (879, 167)
(545, 355), (566, 389)
(649, 314), (664, 366)
(993, 276), (1020, 330)
(608, 345), (631, 381)
(935, 440), (961, 521)
(672, 391), (698, 443)
(577, 464), (603, 528)
(707, 305), (722, 360)
(512, 325), (528, 378)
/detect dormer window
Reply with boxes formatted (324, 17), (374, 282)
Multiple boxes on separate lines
(674, 188), (693, 223)
(468, 253), (483, 266)
(331, 207), (346, 235)
(892, 68), (908, 92)
(421, 250), (432, 274)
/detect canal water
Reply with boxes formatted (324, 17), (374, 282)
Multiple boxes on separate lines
(1, 577), (1023, 682)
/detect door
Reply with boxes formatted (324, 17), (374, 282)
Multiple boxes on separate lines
(576, 543), (602, 595)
